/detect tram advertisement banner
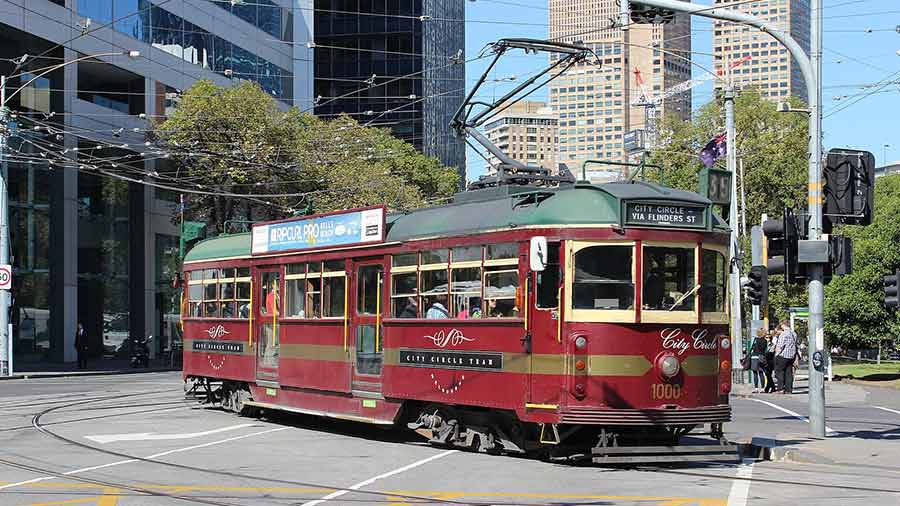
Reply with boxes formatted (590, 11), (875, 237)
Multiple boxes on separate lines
(624, 202), (707, 229)
(251, 207), (385, 254)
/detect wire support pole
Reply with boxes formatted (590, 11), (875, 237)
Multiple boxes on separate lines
(630, 0), (825, 437)
(725, 85), (743, 384)
(0, 75), (10, 377)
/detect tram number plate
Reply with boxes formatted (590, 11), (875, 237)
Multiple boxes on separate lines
(650, 383), (682, 400)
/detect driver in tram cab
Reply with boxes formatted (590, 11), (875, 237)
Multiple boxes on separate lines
(643, 259), (666, 309)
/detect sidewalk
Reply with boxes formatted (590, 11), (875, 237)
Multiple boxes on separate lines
(2, 358), (180, 380)
(729, 375), (900, 466)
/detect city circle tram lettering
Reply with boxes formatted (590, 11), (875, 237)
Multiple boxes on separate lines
(625, 203), (706, 229)
(192, 340), (245, 354)
(399, 348), (503, 371)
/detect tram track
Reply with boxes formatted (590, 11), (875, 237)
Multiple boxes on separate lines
(13, 391), (466, 506)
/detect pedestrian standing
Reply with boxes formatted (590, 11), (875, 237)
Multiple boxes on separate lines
(763, 331), (777, 393)
(774, 319), (798, 394)
(74, 322), (88, 370)
(750, 328), (768, 393)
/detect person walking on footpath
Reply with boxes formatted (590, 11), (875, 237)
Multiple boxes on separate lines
(750, 328), (768, 393)
(774, 320), (798, 394)
(74, 322), (88, 370)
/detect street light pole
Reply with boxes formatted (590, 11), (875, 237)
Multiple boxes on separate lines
(627, 0), (826, 437)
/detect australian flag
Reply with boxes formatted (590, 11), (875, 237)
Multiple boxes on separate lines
(700, 134), (727, 167)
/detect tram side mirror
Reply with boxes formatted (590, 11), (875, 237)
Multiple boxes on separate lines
(530, 236), (548, 272)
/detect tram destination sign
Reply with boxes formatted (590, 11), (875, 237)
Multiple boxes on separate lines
(252, 206), (385, 255)
(624, 202), (707, 229)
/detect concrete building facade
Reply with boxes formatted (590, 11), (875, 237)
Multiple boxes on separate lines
(0, 0), (313, 367)
(712, 0), (810, 102)
(483, 101), (558, 173)
(548, 0), (692, 177)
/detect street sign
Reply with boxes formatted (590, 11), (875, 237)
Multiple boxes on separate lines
(0, 264), (11, 290)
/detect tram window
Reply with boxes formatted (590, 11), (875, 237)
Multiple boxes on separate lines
(643, 246), (696, 311)
(308, 261), (322, 274)
(285, 276), (307, 317)
(203, 301), (220, 318)
(486, 243), (517, 260)
(421, 266), (449, 319)
(451, 246), (482, 263)
(701, 249), (727, 313)
(203, 269), (218, 280)
(236, 267), (250, 277)
(204, 282), (218, 301)
(536, 242), (561, 309)
(188, 271), (202, 281)
(221, 280), (235, 300)
(391, 272), (418, 318)
(357, 265), (383, 315)
(260, 272), (280, 316)
(392, 253), (417, 267)
(572, 246), (634, 310)
(188, 283), (202, 301)
(322, 276), (345, 318)
(220, 301), (236, 318)
(356, 324), (382, 375)
(324, 259), (345, 272)
(286, 263), (306, 275)
(484, 266), (519, 317)
(451, 267), (481, 318)
(188, 280), (202, 318)
(305, 277), (322, 318)
(420, 249), (449, 265)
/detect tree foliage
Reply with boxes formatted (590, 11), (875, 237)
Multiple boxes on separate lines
(153, 80), (459, 234)
(824, 175), (900, 347)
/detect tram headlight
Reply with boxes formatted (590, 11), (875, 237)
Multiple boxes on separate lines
(720, 337), (731, 350)
(574, 335), (587, 349)
(660, 355), (680, 378)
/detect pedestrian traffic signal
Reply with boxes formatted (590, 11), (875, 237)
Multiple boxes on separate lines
(746, 265), (768, 307)
(884, 270), (899, 308)
(763, 208), (803, 284)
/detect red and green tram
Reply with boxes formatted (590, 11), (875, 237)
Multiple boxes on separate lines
(181, 180), (736, 463)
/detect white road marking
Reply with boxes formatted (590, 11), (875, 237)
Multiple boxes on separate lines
(873, 406), (900, 416)
(300, 449), (458, 506)
(0, 426), (288, 490)
(746, 398), (837, 433)
(86, 423), (257, 443)
(726, 457), (755, 506)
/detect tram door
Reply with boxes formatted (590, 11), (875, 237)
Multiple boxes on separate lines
(350, 259), (385, 396)
(255, 267), (281, 383)
(528, 241), (563, 406)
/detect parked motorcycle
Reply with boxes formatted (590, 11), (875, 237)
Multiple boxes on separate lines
(130, 335), (151, 368)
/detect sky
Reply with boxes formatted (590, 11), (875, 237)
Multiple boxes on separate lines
(461, 0), (900, 179)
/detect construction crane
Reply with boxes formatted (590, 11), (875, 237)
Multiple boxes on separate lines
(631, 55), (751, 151)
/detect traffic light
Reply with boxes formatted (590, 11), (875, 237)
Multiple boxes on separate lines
(630, 4), (676, 24)
(884, 270), (899, 308)
(746, 265), (768, 307)
(824, 149), (875, 233)
(763, 208), (804, 284)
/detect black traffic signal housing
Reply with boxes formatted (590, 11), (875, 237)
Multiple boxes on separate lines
(746, 265), (768, 307)
(763, 208), (804, 284)
(884, 270), (899, 308)
(824, 149), (875, 233)
(630, 5), (676, 24)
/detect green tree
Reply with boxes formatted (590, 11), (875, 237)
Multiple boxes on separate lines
(153, 80), (459, 234)
(824, 175), (900, 347)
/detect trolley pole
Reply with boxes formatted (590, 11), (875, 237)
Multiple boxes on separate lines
(725, 85), (743, 383)
(627, 0), (826, 437)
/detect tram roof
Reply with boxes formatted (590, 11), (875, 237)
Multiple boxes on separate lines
(184, 181), (726, 263)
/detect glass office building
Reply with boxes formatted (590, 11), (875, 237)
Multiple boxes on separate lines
(0, 0), (312, 368)
(313, 0), (466, 180)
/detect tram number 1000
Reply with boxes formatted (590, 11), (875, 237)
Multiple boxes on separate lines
(650, 383), (682, 400)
